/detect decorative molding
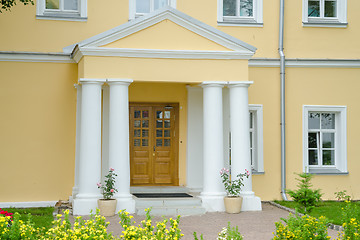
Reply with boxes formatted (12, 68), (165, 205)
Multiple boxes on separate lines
(0, 201), (57, 208)
(0, 51), (74, 63)
(249, 58), (360, 68)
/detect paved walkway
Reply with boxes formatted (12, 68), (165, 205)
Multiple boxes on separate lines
(92, 202), (339, 239)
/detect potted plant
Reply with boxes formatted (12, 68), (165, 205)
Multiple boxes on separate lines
(220, 168), (250, 214)
(97, 167), (118, 216)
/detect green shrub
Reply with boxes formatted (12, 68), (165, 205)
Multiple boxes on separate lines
(337, 201), (360, 239)
(217, 222), (243, 240)
(287, 172), (322, 214)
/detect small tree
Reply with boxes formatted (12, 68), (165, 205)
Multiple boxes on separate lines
(1, 0), (34, 13)
(287, 172), (322, 214)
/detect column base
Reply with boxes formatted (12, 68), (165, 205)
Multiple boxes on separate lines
(73, 198), (99, 215)
(240, 191), (262, 211)
(199, 192), (226, 212)
(115, 195), (136, 214)
(70, 186), (79, 204)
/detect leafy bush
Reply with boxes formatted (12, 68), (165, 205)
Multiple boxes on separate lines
(272, 214), (330, 240)
(334, 190), (351, 201)
(338, 201), (360, 239)
(217, 222), (243, 240)
(287, 172), (322, 213)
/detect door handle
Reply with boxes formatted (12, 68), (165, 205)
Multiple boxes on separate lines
(153, 146), (155, 156)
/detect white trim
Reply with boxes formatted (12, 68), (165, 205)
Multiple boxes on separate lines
(36, 0), (87, 21)
(0, 52), (74, 63)
(218, 0), (263, 26)
(249, 104), (264, 173)
(303, 105), (347, 173)
(248, 58), (360, 68)
(0, 201), (57, 208)
(73, 47), (254, 62)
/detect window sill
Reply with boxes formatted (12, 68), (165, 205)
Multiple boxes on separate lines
(218, 21), (263, 27)
(36, 14), (87, 22)
(303, 21), (348, 28)
(308, 168), (348, 175)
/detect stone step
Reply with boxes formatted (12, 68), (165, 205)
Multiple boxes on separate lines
(136, 206), (206, 216)
(136, 197), (202, 208)
(131, 186), (189, 194)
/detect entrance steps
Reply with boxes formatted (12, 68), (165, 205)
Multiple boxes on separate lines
(131, 187), (206, 216)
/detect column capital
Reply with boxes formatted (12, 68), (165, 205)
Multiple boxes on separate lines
(227, 81), (253, 88)
(79, 78), (106, 85)
(200, 81), (227, 88)
(107, 78), (133, 86)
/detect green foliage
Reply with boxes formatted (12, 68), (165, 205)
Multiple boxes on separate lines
(0, 0), (33, 13)
(193, 231), (204, 240)
(335, 190), (351, 201)
(220, 168), (250, 197)
(217, 222), (243, 240)
(337, 201), (360, 239)
(273, 214), (330, 240)
(286, 172), (322, 214)
(97, 168), (118, 199)
(3, 207), (54, 230)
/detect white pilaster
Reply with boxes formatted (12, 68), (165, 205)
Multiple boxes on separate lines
(200, 82), (227, 212)
(228, 81), (262, 211)
(73, 78), (106, 215)
(108, 78), (135, 213)
(71, 84), (82, 203)
(101, 86), (110, 183)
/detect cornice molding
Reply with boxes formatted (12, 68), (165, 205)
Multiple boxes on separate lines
(0, 51), (74, 63)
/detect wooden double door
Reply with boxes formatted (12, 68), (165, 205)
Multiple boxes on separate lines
(129, 103), (179, 186)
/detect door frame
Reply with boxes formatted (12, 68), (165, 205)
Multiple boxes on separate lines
(129, 102), (179, 186)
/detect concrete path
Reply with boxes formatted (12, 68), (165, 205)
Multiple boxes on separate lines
(93, 202), (339, 239)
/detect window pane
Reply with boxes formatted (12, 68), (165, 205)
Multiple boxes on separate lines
(322, 133), (335, 148)
(156, 111), (163, 119)
(250, 132), (253, 148)
(134, 129), (141, 137)
(308, 0), (320, 17)
(164, 130), (170, 137)
(142, 129), (149, 137)
(134, 139), (141, 147)
(46, 0), (59, 9)
(156, 130), (162, 137)
(142, 120), (149, 128)
(240, 0), (253, 17)
(136, 0), (150, 13)
(309, 150), (318, 165)
(164, 120), (171, 128)
(154, 0), (168, 10)
(308, 132), (318, 148)
(64, 0), (78, 10)
(156, 120), (163, 128)
(249, 112), (253, 128)
(325, 0), (337, 17)
(142, 139), (148, 147)
(156, 139), (163, 147)
(323, 150), (335, 165)
(321, 113), (335, 129)
(164, 111), (171, 119)
(142, 110), (149, 118)
(134, 120), (141, 128)
(223, 0), (236, 16)
(309, 112), (320, 129)
(134, 111), (141, 118)
(164, 139), (170, 146)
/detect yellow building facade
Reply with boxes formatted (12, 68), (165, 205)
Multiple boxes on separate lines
(0, 0), (359, 214)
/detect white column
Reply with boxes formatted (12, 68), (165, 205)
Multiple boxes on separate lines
(101, 86), (110, 183)
(200, 82), (226, 212)
(108, 79), (135, 213)
(73, 78), (105, 215)
(71, 84), (82, 204)
(228, 81), (262, 211)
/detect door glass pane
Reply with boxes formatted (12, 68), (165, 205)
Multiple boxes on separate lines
(134, 120), (141, 128)
(154, 0), (168, 10)
(223, 0), (236, 16)
(250, 132), (253, 148)
(134, 111), (141, 118)
(142, 139), (148, 147)
(46, 0), (59, 9)
(325, 0), (337, 17)
(321, 113), (335, 129)
(142, 129), (149, 137)
(308, 112), (320, 129)
(308, 0), (320, 17)
(308, 132), (318, 148)
(136, 0), (150, 13)
(142, 111), (149, 118)
(164, 120), (171, 128)
(156, 130), (163, 137)
(164, 130), (170, 137)
(309, 150), (318, 165)
(240, 0), (253, 17)
(156, 111), (163, 119)
(156, 120), (163, 128)
(323, 150), (335, 165)
(164, 139), (170, 146)
(134, 139), (141, 147)
(134, 129), (141, 137)
(156, 139), (163, 147)
(64, 0), (78, 10)
(164, 111), (171, 119)
(322, 133), (335, 148)
(142, 120), (149, 128)
(249, 112), (253, 128)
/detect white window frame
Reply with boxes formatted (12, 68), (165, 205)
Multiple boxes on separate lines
(129, 0), (176, 20)
(249, 105), (264, 173)
(303, 105), (347, 174)
(302, 0), (347, 27)
(36, 0), (87, 21)
(217, 0), (263, 27)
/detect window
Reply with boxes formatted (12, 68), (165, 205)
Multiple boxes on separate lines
(129, 0), (176, 20)
(249, 105), (264, 173)
(303, 0), (347, 27)
(303, 106), (347, 174)
(36, 0), (87, 21)
(218, 0), (263, 26)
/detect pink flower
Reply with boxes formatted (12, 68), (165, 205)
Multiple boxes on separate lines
(110, 168), (114, 171)
(110, 189), (114, 193)
(96, 183), (101, 187)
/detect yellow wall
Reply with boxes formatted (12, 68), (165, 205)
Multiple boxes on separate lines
(129, 82), (188, 186)
(0, 62), (77, 202)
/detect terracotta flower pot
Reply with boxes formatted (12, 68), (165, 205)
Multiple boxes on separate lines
(224, 196), (242, 214)
(97, 199), (117, 217)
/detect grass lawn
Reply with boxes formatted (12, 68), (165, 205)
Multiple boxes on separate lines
(2, 207), (54, 230)
(274, 200), (360, 225)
